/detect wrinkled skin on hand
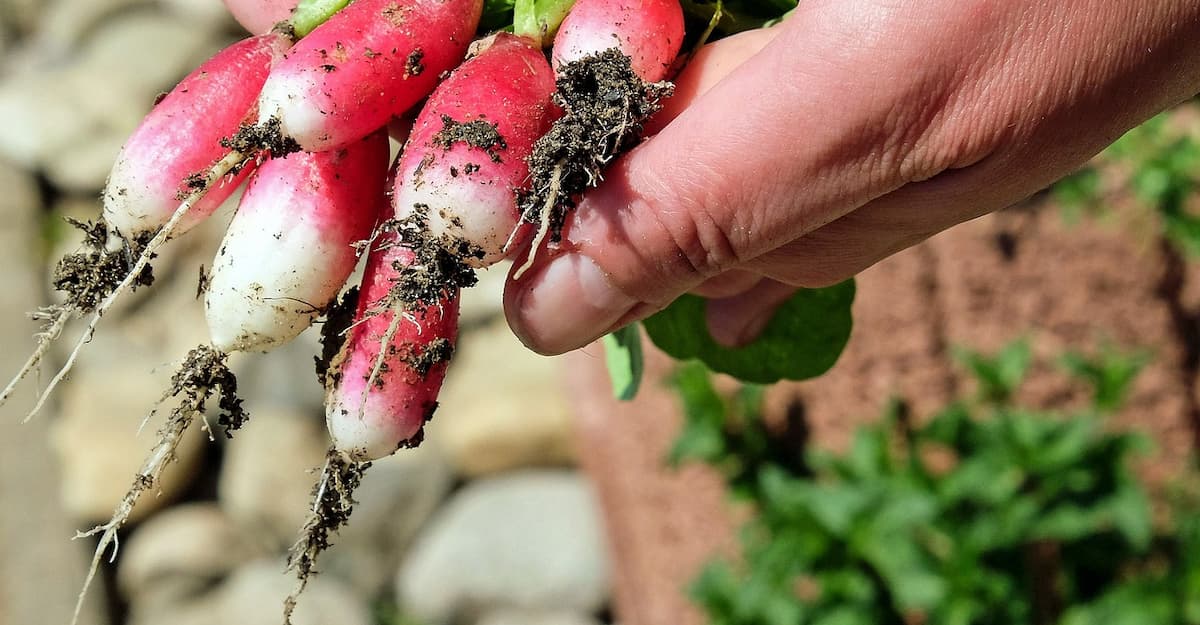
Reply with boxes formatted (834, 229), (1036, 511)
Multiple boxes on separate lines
(500, 0), (1200, 354)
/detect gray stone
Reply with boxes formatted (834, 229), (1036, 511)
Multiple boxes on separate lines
(323, 442), (454, 595)
(118, 503), (260, 607)
(432, 319), (576, 476)
(129, 559), (372, 625)
(43, 128), (127, 192)
(161, 0), (238, 29)
(0, 8), (220, 170)
(239, 327), (327, 412)
(397, 471), (610, 624)
(36, 0), (155, 57)
(476, 609), (603, 625)
(217, 560), (373, 625)
(218, 405), (330, 549)
(0, 159), (107, 625)
(457, 261), (508, 327)
(0, 71), (93, 167)
(49, 337), (208, 523)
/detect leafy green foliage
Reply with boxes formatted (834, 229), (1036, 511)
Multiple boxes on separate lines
(644, 281), (855, 385)
(602, 324), (645, 401)
(512, 0), (575, 44)
(673, 342), (1200, 625)
(1053, 106), (1200, 256)
(289, 0), (351, 37)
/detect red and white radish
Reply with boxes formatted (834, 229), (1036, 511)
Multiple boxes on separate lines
(257, 0), (484, 152)
(2, 32), (291, 418)
(392, 33), (559, 266)
(102, 32), (290, 239)
(325, 238), (459, 461)
(206, 130), (390, 353)
(552, 0), (684, 81)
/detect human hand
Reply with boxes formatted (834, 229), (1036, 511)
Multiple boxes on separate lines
(503, 0), (1200, 354)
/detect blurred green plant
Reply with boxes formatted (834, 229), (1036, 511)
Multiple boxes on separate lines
(671, 342), (1200, 625)
(1055, 106), (1200, 256)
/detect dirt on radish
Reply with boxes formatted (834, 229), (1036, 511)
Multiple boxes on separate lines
(53, 218), (155, 313)
(519, 48), (674, 247)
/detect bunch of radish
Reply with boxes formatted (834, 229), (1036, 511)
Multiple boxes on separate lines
(1, 0), (693, 620)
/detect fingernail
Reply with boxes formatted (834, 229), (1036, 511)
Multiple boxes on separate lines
(508, 254), (638, 355)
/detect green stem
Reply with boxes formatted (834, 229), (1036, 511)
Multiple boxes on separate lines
(513, 0), (576, 47)
(289, 0), (351, 38)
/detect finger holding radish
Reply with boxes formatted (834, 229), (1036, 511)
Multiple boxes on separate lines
(512, 0), (685, 277)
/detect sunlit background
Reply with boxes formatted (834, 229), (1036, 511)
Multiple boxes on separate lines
(1, 1), (1199, 624)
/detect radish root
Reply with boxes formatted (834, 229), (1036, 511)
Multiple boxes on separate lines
(0, 307), (71, 413)
(11, 150), (250, 422)
(284, 448), (370, 625)
(68, 345), (245, 625)
(512, 49), (673, 277)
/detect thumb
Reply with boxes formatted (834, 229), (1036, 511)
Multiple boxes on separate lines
(504, 3), (957, 354)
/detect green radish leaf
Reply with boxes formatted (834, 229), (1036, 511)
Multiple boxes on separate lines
(290, 0), (350, 37)
(513, 0), (575, 45)
(602, 324), (644, 401)
(643, 280), (855, 384)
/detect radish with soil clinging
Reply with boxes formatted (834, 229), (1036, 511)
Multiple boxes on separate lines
(511, 0), (684, 277)
(205, 130), (390, 353)
(322, 32), (558, 462)
(552, 0), (685, 81)
(0, 32), (291, 417)
(324, 238), (460, 461)
(103, 32), (290, 239)
(256, 0), (484, 152)
(392, 33), (560, 267)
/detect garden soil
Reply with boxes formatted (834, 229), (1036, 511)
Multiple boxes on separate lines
(569, 195), (1197, 625)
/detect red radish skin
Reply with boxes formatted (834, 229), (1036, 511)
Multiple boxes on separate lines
(205, 130), (390, 353)
(102, 33), (290, 239)
(223, 0), (297, 34)
(257, 0), (483, 152)
(552, 0), (685, 81)
(393, 33), (559, 266)
(325, 239), (459, 461)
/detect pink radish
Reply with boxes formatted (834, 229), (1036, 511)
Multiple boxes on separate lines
(392, 33), (559, 267)
(102, 32), (290, 239)
(223, 0), (298, 34)
(325, 237), (459, 461)
(552, 0), (685, 81)
(257, 0), (484, 152)
(0, 32), (291, 419)
(510, 0), (684, 278)
(205, 130), (390, 353)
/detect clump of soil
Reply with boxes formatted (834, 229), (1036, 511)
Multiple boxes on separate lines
(519, 48), (674, 242)
(405, 48), (425, 77)
(72, 345), (248, 622)
(406, 337), (453, 378)
(52, 218), (154, 313)
(220, 116), (301, 159)
(284, 449), (371, 624)
(315, 286), (360, 387)
(432, 114), (507, 162)
(382, 206), (481, 310)
(170, 344), (247, 435)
